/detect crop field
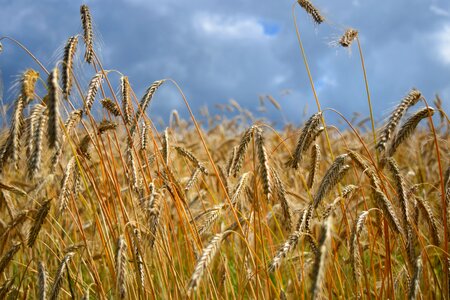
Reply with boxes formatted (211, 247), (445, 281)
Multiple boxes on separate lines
(0, 2), (449, 299)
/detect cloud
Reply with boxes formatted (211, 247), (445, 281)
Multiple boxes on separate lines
(434, 24), (450, 64)
(194, 13), (275, 40)
(430, 5), (450, 17)
(0, 0), (449, 125)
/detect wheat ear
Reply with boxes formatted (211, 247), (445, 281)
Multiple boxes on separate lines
(313, 154), (349, 209)
(83, 72), (104, 114)
(115, 235), (127, 299)
(27, 105), (48, 179)
(62, 36), (78, 99)
(80, 5), (94, 63)
(297, 0), (325, 24)
(27, 198), (51, 247)
(232, 126), (255, 177)
(387, 107), (434, 157)
(254, 126), (271, 200)
(0, 243), (21, 274)
(339, 28), (358, 47)
(49, 252), (74, 300)
(377, 89), (421, 151)
(408, 257), (422, 300)
(187, 230), (231, 295)
(47, 67), (61, 149)
(310, 215), (333, 299)
(287, 112), (322, 169)
(38, 261), (47, 300)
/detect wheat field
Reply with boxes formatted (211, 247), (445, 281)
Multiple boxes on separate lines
(0, 2), (449, 299)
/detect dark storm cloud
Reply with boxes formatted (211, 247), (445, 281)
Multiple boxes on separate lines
(0, 0), (449, 126)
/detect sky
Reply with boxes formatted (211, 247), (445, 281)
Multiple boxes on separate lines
(0, 0), (449, 127)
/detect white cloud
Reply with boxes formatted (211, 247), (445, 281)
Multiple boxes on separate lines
(434, 24), (450, 64)
(430, 5), (450, 17)
(194, 13), (268, 40)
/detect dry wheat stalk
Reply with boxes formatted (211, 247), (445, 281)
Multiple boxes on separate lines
(62, 36), (78, 99)
(197, 206), (224, 236)
(226, 146), (238, 177)
(307, 144), (321, 189)
(187, 230), (232, 295)
(58, 157), (76, 215)
(174, 146), (208, 174)
(377, 89), (422, 151)
(83, 72), (104, 114)
(271, 169), (292, 231)
(21, 68), (39, 102)
(140, 121), (149, 150)
(297, 0), (325, 24)
(147, 187), (162, 248)
(162, 127), (170, 166)
(387, 107), (434, 157)
(49, 252), (74, 300)
(415, 196), (440, 246)
(339, 28), (358, 47)
(38, 261), (47, 300)
(255, 126), (271, 200)
(121, 76), (133, 126)
(100, 97), (121, 116)
(0, 242), (21, 274)
(268, 229), (306, 272)
(287, 112), (322, 169)
(27, 198), (51, 247)
(135, 80), (165, 123)
(0, 95), (25, 170)
(342, 184), (359, 199)
(408, 257), (422, 299)
(115, 235), (127, 299)
(312, 154), (349, 209)
(384, 157), (410, 231)
(349, 211), (369, 287)
(0, 182), (27, 196)
(0, 279), (14, 299)
(80, 5), (94, 63)
(232, 126), (255, 177)
(231, 172), (250, 206)
(97, 119), (117, 134)
(47, 67), (61, 149)
(373, 188), (402, 234)
(27, 105), (48, 179)
(185, 167), (202, 191)
(130, 226), (145, 291)
(310, 215), (332, 299)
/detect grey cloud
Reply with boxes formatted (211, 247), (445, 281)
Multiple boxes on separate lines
(0, 0), (448, 127)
